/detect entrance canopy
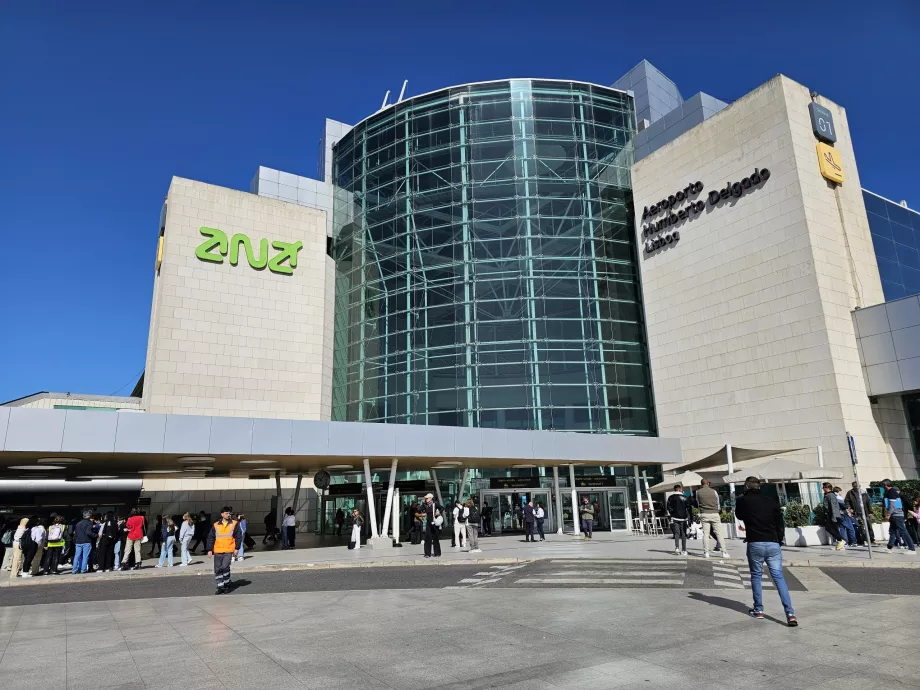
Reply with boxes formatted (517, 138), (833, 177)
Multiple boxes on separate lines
(669, 445), (805, 474)
(0, 408), (681, 479)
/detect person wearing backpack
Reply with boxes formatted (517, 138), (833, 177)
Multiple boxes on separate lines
(465, 499), (481, 553)
(156, 517), (178, 567)
(9, 518), (30, 579)
(44, 515), (66, 576)
(0, 518), (15, 571)
(666, 485), (691, 556)
(452, 500), (467, 549)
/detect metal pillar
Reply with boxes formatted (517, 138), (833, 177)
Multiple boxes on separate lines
(726, 443), (735, 505)
(381, 459), (398, 539)
(291, 473), (303, 514)
(553, 466), (563, 534)
(569, 464), (580, 535)
(363, 458), (379, 539)
(431, 469), (444, 506)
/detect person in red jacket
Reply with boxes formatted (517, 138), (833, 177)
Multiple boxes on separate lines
(206, 506), (242, 595)
(121, 508), (146, 571)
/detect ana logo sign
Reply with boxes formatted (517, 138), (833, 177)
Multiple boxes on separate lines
(194, 227), (303, 275)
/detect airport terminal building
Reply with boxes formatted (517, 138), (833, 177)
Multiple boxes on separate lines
(2, 61), (918, 539)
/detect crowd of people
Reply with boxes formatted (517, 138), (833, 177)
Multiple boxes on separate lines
(0, 508), (253, 579)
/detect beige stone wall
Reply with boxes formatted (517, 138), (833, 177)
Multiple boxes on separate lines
(141, 476), (317, 535)
(633, 75), (913, 481)
(143, 177), (333, 420)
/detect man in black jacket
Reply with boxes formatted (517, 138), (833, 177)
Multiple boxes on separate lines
(845, 482), (876, 546)
(666, 485), (690, 555)
(735, 477), (797, 626)
(418, 493), (442, 558)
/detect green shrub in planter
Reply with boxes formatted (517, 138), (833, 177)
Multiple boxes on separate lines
(719, 509), (734, 524)
(871, 504), (884, 524)
(811, 504), (828, 526)
(782, 501), (812, 528)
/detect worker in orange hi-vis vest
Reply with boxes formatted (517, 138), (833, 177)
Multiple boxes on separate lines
(206, 506), (242, 595)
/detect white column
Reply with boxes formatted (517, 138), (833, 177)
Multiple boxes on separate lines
(569, 464), (580, 535)
(633, 464), (643, 525)
(431, 469), (444, 505)
(393, 488), (401, 544)
(381, 459), (398, 539)
(458, 467), (470, 503)
(275, 471), (284, 535)
(291, 473), (303, 513)
(552, 466), (563, 534)
(363, 458), (379, 539)
(726, 443), (735, 504)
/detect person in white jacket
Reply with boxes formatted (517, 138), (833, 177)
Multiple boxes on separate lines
(452, 501), (467, 549)
(179, 513), (195, 566)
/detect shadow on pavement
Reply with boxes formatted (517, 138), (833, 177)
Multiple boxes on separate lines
(227, 578), (252, 593)
(686, 591), (787, 626)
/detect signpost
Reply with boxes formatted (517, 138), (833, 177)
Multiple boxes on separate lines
(847, 432), (872, 560)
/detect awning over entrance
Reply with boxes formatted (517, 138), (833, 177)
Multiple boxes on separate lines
(669, 445), (805, 474)
(0, 408), (682, 479)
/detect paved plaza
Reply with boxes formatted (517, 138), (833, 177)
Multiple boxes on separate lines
(1, 582), (917, 690)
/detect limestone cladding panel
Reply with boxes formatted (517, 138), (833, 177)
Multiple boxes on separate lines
(141, 477), (317, 534)
(632, 75), (913, 481)
(13, 397), (142, 410)
(143, 177), (333, 419)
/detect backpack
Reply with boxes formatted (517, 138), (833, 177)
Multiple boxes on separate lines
(467, 506), (481, 525)
(48, 524), (64, 542)
(1, 529), (12, 546)
(19, 527), (34, 551)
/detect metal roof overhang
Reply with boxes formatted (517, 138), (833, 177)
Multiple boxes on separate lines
(0, 408), (681, 479)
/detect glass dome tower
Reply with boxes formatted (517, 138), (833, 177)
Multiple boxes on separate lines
(331, 79), (655, 434)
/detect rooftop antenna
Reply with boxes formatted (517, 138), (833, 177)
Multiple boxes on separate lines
(397, 80), (408, 103)
(380, 90), (390, 110)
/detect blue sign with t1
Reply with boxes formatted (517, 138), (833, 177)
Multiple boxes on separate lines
(847, 432), (858, 466)
(809, 102), (837, 144)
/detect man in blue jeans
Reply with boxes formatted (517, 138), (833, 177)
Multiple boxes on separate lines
(881, 480), (916, 555)
(734, 477), (798, 627)
(71, 510), (95, 574)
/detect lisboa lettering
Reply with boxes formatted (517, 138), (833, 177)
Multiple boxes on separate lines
(194, 227), (303, 275)
(641, 168), (770, 256)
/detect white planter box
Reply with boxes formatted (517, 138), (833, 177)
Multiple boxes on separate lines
(872, 523), (889, 540)
(784, 526), (830, 547)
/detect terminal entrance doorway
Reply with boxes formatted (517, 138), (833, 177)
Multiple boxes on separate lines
(479, 489), (555, 534)
(563, 487), (631, 532)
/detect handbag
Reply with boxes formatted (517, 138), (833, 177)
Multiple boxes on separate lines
(141, 536), (149, 544)
(348, 540), (356, 550)
(433, 514), (444, 528)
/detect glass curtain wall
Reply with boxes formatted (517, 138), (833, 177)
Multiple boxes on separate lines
(863, 190), (920, 300)
(332, 79), (654, 434)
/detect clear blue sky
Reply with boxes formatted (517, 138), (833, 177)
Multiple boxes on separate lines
(1, 0), (918, 403)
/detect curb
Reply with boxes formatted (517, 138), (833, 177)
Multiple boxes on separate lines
(3, 553), (916, 588)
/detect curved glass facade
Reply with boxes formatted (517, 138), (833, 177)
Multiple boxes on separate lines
(331, 79), (655, 434)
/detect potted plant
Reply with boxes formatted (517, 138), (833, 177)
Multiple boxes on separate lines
(782, 502), (825, 546)
(720, 509), (737, 539)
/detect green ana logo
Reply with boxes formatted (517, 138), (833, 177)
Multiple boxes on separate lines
(195, 227), (303, 275)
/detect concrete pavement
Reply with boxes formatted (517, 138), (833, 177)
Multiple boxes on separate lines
(0, 582), (915, 689)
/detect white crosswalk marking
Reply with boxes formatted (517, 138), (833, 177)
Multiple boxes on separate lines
(517, 578), (682, 585)
(712, 563), (777, 589)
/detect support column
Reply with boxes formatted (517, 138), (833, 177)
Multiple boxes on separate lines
(381, 459), (398, 539)
(291, 473), (303, 514)
(569, 464), (580, 536)
(553, 466), (563, 535)
(458, 467), (470, 503)
(363, 458), (379, 540)
(393, 488), (401, 544)
(431, 469), (444, 506)
(275, 471), (284, 536)
(726, 443), (735, 505)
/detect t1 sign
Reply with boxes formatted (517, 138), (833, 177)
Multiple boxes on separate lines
(809, 102), (836, 144)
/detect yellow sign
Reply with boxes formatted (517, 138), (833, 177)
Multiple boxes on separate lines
(817, 142), (844, 184)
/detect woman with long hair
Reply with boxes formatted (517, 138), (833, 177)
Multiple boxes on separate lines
(179, 512), (195, 566)
(282, 507), (296, 550)
(156, 517), (178, 567)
